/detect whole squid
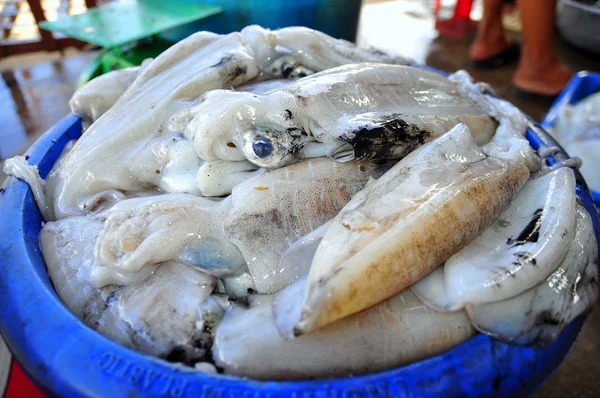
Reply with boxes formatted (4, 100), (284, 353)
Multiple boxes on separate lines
(213, 277), (474, 380)
(184, 64), (497, 175)
(274, 124), (530, 337)
(412, 167), (577, 311)
(44, 26), (405, 219)
(54, 159), (377, 294)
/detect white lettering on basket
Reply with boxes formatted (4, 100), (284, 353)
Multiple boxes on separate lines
(96, 352), (405, 398)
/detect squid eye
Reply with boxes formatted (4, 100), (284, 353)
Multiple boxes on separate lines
(252, 135), (274, 158)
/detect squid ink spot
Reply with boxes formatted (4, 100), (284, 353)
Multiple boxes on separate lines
(231, 65), (247, 80)
(281, 65), (293, 78)
(571, 280), (580, 302)
(535, 310), (560, 326)
(193, 316), (218, 363)
(198, 345), (214, 364)
(211, 55), (234, 69)
(340, 115), (431, 161)
(105, 287), (122, 306)
(286, 127), (306, 137)
(252, 136), (274, 158)
(370, 162), (397, 179)
(164, 347), (187, 363)
(228, 295), (250, 308)
(512, 252), (536, 267)
(507, 208), (543, 246)
(213, 55), (248, 85)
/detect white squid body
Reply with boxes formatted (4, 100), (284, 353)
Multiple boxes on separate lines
(275, 124), (530, 337)
(448, 70), (540, 172)
(45, 26), (405, 220)
(86, 159), (376, 293)
(554, 92), (600, 192)
(69, 65), (144, 126)
(466, 205), (598, 345)
(92, 193), (245, 286)
(212, 277), (474, 380)
(412, 167), (577, 311)
(40, 216), (222, 366)
(184, 64), (498, 175)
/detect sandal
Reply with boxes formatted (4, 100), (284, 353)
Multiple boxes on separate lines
(511, 86), (559, 105)
(470, 43), (520, 69)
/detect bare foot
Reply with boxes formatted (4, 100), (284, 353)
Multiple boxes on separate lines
(513, 61), (573, 95)
(469, 34), (513, 60)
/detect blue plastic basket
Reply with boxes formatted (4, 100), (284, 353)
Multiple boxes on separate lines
(541, 71), (600, 205)
(1, 72), (599, 397)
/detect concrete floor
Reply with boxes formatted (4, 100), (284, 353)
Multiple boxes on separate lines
(0, 50), (98, 183)
(1, 0), (599, 396)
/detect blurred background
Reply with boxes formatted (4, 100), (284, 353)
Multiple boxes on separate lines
(0, 0), (599, 396)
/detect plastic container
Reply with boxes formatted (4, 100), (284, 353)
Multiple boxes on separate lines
(541, 71), (600, 205)
(1, 69), (599, 397)
(557, 0), (600, 55)
(163, 0), (362, 43)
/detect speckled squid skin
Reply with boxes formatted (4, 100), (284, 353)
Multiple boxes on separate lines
(413, 167), (578, 312)
(282, 124), (530, 337)
(223, 158), (377, 293)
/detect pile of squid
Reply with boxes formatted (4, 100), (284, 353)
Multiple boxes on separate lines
(5, 26), (598, 380)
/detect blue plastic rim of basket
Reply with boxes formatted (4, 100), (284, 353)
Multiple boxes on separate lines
(1, 69), (599, 398)
(541, 70), (600, 205)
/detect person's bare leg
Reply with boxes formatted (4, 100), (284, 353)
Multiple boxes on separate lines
(513, 0), (573, 95)
(470, 0), (512, 60)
